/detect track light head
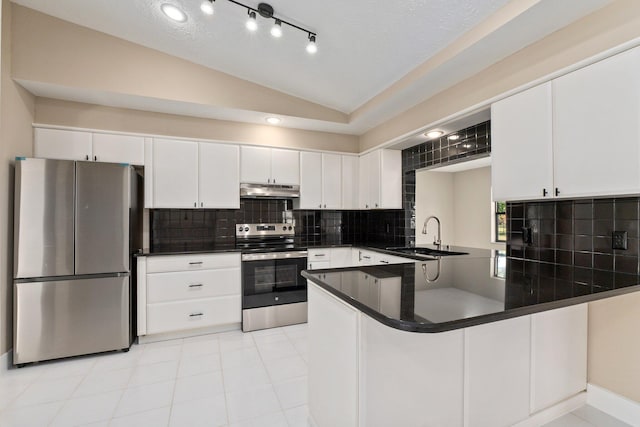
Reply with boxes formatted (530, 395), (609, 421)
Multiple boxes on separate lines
(246, 10), (258, 31)
(200, 0), (214, 15)
(270, 19), (283, 38)
(306, 34), (317, 54)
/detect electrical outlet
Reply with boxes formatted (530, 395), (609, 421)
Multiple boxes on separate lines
(612, 230), (628, 250)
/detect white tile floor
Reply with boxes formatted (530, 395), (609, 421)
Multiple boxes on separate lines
(0, 323), (632, 427)
(0, 324), (310, 427)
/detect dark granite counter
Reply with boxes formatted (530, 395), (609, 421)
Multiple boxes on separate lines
(302, 253), (640, 333)
(135, 244), (241, 257)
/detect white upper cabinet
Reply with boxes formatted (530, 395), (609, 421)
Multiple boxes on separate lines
(151, 139), (240, 209)
(34, 128), (144, 165)
(199, 143), (240, 209)
(271, 148), (300, 185)
(359, 149), (402, 209)
(491, 46), (640, 201)
(299, 152), (323, 209)
(322, 154), (342, 209)
(553, 46), (640, 198)
(240, 146), (299, 185)
(298, 152), (346, 210)
(341, 156), (359, 210)
(34, 128), (92, 161)
(153, 138), (199, 208)
(491, 82), (553, 201)
(92, 133), (145, 165)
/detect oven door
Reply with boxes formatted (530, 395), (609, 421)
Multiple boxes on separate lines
(241, 252), (308, 309)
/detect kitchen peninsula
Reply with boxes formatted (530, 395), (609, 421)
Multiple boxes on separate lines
(302, 252), (640, 427)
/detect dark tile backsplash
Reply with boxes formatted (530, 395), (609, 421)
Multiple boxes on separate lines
(151, 200), (405, 250)
(401, 120), (492, 245)
(506, 197), (640, 286)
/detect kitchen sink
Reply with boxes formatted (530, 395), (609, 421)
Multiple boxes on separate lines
(385, 247), (468, 257)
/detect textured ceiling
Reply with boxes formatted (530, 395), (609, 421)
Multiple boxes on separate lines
(11, 0), (511, 113)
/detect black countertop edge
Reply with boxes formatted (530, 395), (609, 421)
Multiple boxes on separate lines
(135, 247), (242, 257)
(135, 244), (497, 259)
(302, 268), (640, 333)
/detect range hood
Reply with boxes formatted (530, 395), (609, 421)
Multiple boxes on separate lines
(240, 183), (300, 198)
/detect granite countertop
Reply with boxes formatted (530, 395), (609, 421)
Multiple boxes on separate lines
(135, 244), (241, 257)
(302, 253), (640, 333)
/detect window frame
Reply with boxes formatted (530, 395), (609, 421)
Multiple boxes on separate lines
(495, 201), (507, 243)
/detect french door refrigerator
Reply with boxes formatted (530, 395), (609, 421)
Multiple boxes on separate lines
(13, 158), (139, 365)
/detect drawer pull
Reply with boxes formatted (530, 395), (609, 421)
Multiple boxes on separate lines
(380, 260), (389, 264)
(188, 284), (203, 288)
(189, 262), (203, 265)
(189, 312), (204, 318)
(362, 255), (371, 260)
(314, 254), (326, 257)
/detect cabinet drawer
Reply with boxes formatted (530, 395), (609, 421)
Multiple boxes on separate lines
(308, 249), (331, 261)
(147, 268), (240, 303)
(147, 295), (241, 335)
(146, 253), (240, 273)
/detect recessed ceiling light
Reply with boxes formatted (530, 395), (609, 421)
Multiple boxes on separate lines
(266, 117), (282, 125)
(448, 134), (460, 141)
(200, 0), (214, 15)
(425, 130), (443, 139)
(161, 4), (187, 22)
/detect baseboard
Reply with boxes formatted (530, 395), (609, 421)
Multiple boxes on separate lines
(137, 323), (241, 344)
(513, 392), (587, 427)
(587, 383), (640, 427)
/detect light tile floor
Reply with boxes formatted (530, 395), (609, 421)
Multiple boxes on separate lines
(0, 324), (310, 427)
(542, 405), (632, 427)
(0, 323), (632, 427)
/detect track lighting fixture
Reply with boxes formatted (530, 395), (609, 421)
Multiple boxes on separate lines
(199, 1), (318, 53)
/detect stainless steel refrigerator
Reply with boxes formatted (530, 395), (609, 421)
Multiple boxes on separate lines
(13, 158), (140, 365)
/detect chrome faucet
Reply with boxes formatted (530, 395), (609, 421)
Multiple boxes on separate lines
(422, 215), (441, 247)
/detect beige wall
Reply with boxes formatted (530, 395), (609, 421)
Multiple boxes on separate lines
(452, 167), (503, 250)
(588, 293), (640, 403)
(35, 98), (359, 153)
(11, 5), (347, 125)
(415, 171), (454, 247)
(416, 166), (503, 250)
(360, 0), (640, 151)
(0, 0), (35, 356)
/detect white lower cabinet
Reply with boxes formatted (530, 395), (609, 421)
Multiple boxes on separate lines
(137, 253), (241, 338)
(465, 315), (531, 427)
(530, 304), (588, 412)
(307, 283), (588, 427)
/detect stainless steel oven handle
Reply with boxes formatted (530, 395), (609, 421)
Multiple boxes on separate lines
(241, 251), (308, 261)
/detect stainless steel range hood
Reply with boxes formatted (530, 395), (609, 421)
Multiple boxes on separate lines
(240, 183), (300, 198)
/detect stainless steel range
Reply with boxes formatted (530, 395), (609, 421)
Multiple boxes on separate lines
(237, 223), (308, 332)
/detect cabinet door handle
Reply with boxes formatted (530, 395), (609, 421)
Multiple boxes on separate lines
(318, 204), (322, 208)
(94, 155), (97, 161)
(273, 179), (276, 183)
(555, 188), (560, 197)
(375, 203), (378, 208)
(365, 204), (369, 209)
(200, 202), (203, 207)
(194, 202), (197, 207)
(189, 312), (203, 317)
(380, 260), (389, 264)
(188, 284), (203, 288)
(542, 188), (548, 197)
(268, 178), (271, 183)
(85, 155), (89, 161)
(363, 255), (371, 260)
(189, 261), (203, 265)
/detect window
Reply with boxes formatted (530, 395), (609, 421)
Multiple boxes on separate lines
(495, 201), (506, 242)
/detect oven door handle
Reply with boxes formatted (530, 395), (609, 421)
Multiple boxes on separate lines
(241, 251), (308, 261)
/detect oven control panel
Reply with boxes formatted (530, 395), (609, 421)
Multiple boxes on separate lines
(236, 223), (295, 238)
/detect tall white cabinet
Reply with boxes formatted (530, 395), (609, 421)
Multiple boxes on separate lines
(298, 152), (347, 210)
